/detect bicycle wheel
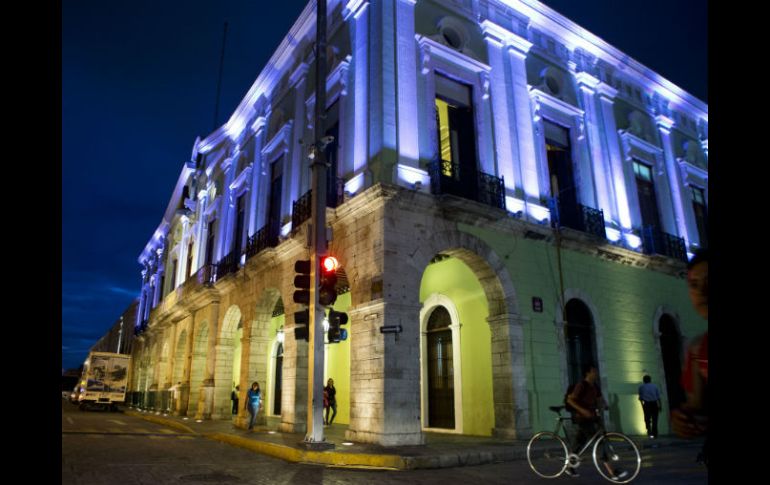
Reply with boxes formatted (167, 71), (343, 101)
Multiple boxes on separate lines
(592, 432), (641, 483)
(527, 431), (569, 478)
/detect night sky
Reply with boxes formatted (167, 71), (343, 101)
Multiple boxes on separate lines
(61, 0), (707, 371)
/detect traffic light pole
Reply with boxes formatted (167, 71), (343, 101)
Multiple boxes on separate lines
(305, 0), (329, 446)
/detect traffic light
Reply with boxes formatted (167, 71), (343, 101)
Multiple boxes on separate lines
(318, 255), (338, 307)
(293, 259), (311, 341)
(327, 309), (349, 343)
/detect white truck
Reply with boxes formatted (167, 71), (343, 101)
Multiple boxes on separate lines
(77, 351), (131, 411)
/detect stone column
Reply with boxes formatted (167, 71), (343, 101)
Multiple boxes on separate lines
(395, 0), (419, 168)
(596, 83), (633, 232)
(656, 115), (689, 243)
(279, 304), (309, 434)
(343, 0), (370, 176)
(247, 117), (267, 236)
(575, 72), (616, 224)
(245, 304), (271, 427)
(345, 300), (424, 446)
(288, 63), (309, 201)
(196, 302), (220, 420)
(488, 313), (532, 439)
(178, 316), (196, 416)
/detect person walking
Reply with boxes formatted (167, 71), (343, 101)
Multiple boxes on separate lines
(246, 381), (261, 430)
(231, 384), (239, 415)
(638, 375), (661, 438)
(323, 378), (337, 426)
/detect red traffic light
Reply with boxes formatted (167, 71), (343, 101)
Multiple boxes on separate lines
(321, 256), (338, 273)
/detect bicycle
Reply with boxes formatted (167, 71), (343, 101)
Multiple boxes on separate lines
(527, 406), (641, 483)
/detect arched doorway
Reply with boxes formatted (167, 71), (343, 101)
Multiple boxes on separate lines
(426, 306), (454, 429)
(659, 314), (685, 410)
(565, 299), (598, 385)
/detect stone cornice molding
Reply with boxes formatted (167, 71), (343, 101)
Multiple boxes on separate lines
(417, 35), (492, 76)
(229, 166), (253, 198)
(595, 82), (618, 100)
(677, 159), (708, 187)
(529, 87), (584, 119)
(305, 55), (352, 112)
(261, 121), (294, 162)
(655, 114), (675, 134)
(618, 130), (664, 170)
(480, 19), (533, 54)
(574, 71), (600, 91)
(288, 62), (310, 88)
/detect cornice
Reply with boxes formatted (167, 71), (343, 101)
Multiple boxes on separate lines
(480, 19), (532, 54)
(529, 87), (583, 118)
(416, 35), (492, 74)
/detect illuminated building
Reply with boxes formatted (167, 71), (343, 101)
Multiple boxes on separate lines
(129, 0), (707, 444)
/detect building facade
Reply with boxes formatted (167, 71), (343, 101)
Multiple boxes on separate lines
(91, 299), (138, 355)
(128, 0), (707, 446)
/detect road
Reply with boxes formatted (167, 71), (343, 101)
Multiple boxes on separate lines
(62, 399), (707, 484)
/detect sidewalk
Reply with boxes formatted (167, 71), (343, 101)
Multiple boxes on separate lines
(123, 408), (697, 470)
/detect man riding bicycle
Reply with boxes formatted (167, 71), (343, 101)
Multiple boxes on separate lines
(566, 365), (628, 481)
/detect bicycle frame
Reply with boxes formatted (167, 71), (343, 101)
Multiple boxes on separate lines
(552, 414), (606, 458)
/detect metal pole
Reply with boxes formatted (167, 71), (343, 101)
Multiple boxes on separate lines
(305, 0), (328, 445)
(117, 316), (124, 354)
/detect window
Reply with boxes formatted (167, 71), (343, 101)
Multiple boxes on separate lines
(565, 299), (598, 386)
(186, 242), (194, 278)
(545, 120), (579, 228)
(205, 219), (216, 265)
(169, 259), (178, 292)
(234, 194), (246, 257)
(691, 186), (708, 247)
(633, 160), (661, 230)
(434, 75), (476, 186)
(267, 158), (283, 242)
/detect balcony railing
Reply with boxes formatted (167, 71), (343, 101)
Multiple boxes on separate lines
(641, 225), (687, 262)
(245, 224), (278, 261)
(549, 199), (607, 240)
(214, 249), (240, 280)
(427, 160), (505, 210)
(291, 177), (345, 229)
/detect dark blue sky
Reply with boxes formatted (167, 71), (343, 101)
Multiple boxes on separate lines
(61, 0), (706, 370)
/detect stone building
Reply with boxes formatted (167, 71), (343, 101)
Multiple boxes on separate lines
(91, 299), (138, 355)
(128, 0), (707, 446)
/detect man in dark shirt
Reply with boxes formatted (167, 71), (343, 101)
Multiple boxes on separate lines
(565, 365), (627, 481)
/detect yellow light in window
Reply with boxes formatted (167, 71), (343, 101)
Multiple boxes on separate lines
(435, 99), (453, 177)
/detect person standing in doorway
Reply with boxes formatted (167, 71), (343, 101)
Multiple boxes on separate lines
(323, 378), (337, 426)
(231, 384), (239, 415)
(638, 375), (661, 438)
(246, 381), (261, 430)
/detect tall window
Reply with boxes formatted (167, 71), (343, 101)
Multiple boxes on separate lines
(234, 194), (246, 257)
(267, 158), (283, 242)
(633, 160), (660, 230)
(544, 120), (579, 228)
(169, 259), (178, 292)
(186, 242), (194, 278)
(691, 186), (708, 247)
(205, 219), (216, 265)
(435, 74), (477, 189)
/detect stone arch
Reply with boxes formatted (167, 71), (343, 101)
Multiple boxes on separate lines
(652, 306), (685, 413)
(213, 305), (242, 419)
(189, 321), (209, 416)
(246, 288), (283, 427)
(405, 229), (529, 438)
(172, 329), (187, 386)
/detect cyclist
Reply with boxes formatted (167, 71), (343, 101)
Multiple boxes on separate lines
(565, 365), (628, 481)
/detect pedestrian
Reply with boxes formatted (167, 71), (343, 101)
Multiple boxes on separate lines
(231, 384), (239, 415)
(169, 381), (181, 412)
(670, 248), (708, 466)
(323, 378), (337, 426)
(246, 381), (261, 430)
(638, 375), (661, 438)
(565, 365), (627, 481)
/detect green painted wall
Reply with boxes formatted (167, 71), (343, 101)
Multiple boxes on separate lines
(457, 223), (707, 436)
(420, 257), (495, 436)
(324, 292), (352, 424)
(232, 327), (242, 391)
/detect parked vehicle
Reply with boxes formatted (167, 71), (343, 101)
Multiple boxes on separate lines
(77, 351), (131, 411)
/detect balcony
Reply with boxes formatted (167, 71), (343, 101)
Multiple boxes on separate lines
(641, 225), (687, 262)
(291, 177), (345, 229)
(427, 160), (505, 210)
(214, 250), (240, 280)
(548, 198), (607, 240)
(245, 224), (278, 261)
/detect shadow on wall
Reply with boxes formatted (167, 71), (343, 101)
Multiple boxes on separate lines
(608, 393), (623, 433)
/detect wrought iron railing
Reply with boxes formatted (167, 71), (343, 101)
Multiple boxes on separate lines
(215, 249), (240, 280)
(641, 225), (687, 262)
(245, 224), (278, 261)
(291, 178), (345, 229)
(195, 263), (216, 286)
(427, 160), (505, 210)
(547, 198), (607, 240)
